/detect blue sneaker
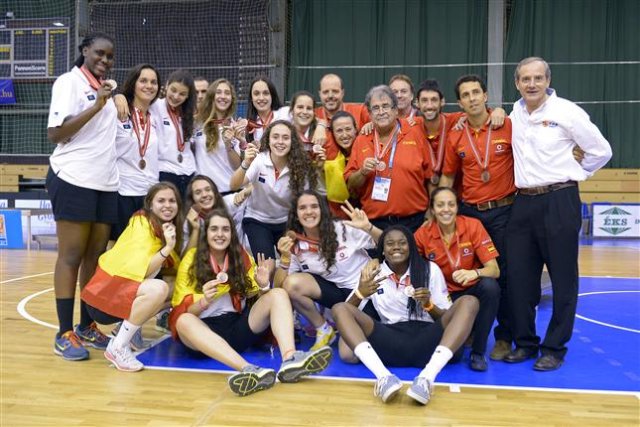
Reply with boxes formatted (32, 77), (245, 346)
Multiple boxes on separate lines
(75, 322), (110, 350)
(54, 331), (90, 361)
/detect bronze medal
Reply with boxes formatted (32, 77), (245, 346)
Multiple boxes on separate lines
(430, 174), (440, 185)
(481, 170), (491, 183)
(177, 153), (183, 163)
(139, 159), (146, 170)
(216, 272), (228, 283)
(375, 160), (386, 171)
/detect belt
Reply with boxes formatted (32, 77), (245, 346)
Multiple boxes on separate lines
(518, 181), (577, 196)
(465, 194), (515, 212)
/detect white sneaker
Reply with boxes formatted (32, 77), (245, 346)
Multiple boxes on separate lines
(104, 340), (144, 372)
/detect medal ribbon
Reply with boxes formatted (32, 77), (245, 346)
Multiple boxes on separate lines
(247, 110), (274, 134)
(131, 107), (151, 160)
(291, 232), (320, 254)
(390, 273), (410, 288)
(373, 122), (400, 166)
(167, 106), (185, 153)
(425, 115), (447, 174)
(463, 123), (492, 174)
(209, 252), (229, 274)
(79, 65), (103, 91)
(437, 225), (461, 270)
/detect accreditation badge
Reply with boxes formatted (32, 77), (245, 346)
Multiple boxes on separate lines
(371, 176), (391, 202)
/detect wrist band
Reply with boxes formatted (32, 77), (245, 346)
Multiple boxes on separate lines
(355, 289), (365, 300)
(423, 301), (434, 312)
(199, 298), (208, 310)
(475, 269), (481, 279)
(259, 284), (271, 292)
(159, 249), (168, 258)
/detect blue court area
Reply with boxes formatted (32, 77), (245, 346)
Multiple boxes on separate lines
(138, 276), (640, 393)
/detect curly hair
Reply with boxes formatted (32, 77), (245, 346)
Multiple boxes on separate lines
(286, 190), (341, 270)
(260, 120), (317, 195)
(190, 209), (254, 298)
(197, 78), (237, 152)
(141, 181), (184, 250)
(376, 225), (431, 320)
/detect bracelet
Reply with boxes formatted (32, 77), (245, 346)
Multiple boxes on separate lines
(259, 284), (271, 292)
(159, 249), (168, 258)
(279, 263), (290, 270)
(354, 289), (365, 300)
(423, 301), (434, 312)
(240, 161), (249, 171)
(475, 269), (481, 279)
(199, 297), (208, 310)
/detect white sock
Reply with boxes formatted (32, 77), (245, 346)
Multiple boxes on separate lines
(112, 320), (141, 349)
(316, 321), (331, 335)
(419, 345), (453, 383)
(354, 342), (392, 380)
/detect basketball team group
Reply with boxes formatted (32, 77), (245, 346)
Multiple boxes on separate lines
(45, 32), (612, 404)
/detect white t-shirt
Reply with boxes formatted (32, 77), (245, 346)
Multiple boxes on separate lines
(193, 125), (241, 193)
(250, 106), (291, 144)
(244, 152), (295, 223)
(47, 66), (118, 191)
(153, 99), (197, 176)
(115, 114), (159, 196)
(357, 261), (452, 325)
(288, 220), (374, 289)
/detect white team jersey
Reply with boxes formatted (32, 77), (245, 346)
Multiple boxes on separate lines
(115, 114), (159, 196)
(153, 99), (197, 176)
(193, 125), (241, 193)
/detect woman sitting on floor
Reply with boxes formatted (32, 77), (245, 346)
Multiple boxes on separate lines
(169, 209), (333, 397)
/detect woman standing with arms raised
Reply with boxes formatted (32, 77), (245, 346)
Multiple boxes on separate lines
(46, 33), (118, 360)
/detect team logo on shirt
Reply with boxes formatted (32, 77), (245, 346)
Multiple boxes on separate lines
(377, 288), (384, 294)
(301, 264), (309, 270)
(196, 130), (203, 136)
(402, 140), (417, 146)
(542, 120), (558, 127)
(258, 175), (266, 183)
(87, 94), (95, 101)
(123, 123), (131, 129)
(163, 120), (170, 126)
(462, 247), (472, 256)
(487, 245), (497, 253)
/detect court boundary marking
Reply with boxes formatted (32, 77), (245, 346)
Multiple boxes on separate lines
(11, 272), (640, 398)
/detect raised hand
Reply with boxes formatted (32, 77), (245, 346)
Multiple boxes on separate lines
(357, 259), (387, 298)
(255, 252), (273, 289)
(162, 222), (177, 250)
(341, 200), (371, 231)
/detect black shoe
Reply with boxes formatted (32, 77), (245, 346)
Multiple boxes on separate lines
(469, 353), (488, 372)
(503, 347), (538, 363)
(533, 354), (563, 371)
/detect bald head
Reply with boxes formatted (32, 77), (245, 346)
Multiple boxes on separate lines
(319, 73), (345, 113)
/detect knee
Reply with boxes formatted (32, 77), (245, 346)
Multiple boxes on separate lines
(175, 312), (197, 333)
(58, 246), (85, 268)
(144, 279), (170, 303)
(457, 295), (480, 316)
(331, 302), (349, 320)
(267, 287), (289, 302)
(282, 276), (305, 298)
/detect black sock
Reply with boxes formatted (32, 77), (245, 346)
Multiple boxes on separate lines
(56, 298), (75, 337)
(79, 301), (93, 329)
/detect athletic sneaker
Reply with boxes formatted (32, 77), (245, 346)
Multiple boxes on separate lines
(277, 346), (333, 383)
(155, 308), (171, 334)
(310, 325), (336, 351)
(227, 365), (276, 397)
(110, 322), (146, 351)
(75, 322), (110, 350)
(53, 331), (90, 361)
(374, 374), (403, 403)
(406, 376), (433, 405)
(104, 340), (144, 372)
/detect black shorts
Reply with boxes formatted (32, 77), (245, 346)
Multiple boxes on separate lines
(110, 194), (145, 240)
(46, 168), (118, 223)
(200, 310), (262, 353)
(86, 304), (122, 326)
(311, 274), (380, 320)
(368, 320), (444, 367)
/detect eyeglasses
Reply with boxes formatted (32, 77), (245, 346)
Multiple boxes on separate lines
(370, 103), (394, 114)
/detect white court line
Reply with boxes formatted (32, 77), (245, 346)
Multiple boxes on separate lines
(576, 291), (640, 334)
(1, 271), (53, 284)
(16, 287), (57, 330)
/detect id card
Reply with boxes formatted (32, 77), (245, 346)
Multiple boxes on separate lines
(372, 176), (391, 201)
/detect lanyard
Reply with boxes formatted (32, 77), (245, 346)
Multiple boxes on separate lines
(437, 225), (461, 270)
(426, 115), (447, 173)
(463, 123), (492, 172)
(167, 106), (185, 153)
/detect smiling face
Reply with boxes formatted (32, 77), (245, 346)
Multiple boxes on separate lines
(206, 215), (232, 252)
(417, 89), (444, 121)
(296, 194), (322, 231)
(431, 189), (458, 228)
(319, 75), (344, 113)
(390, 79), (413, 114)
(292, 94), (315, 130)
(251, 80), (272, 115)
(166, 81), (189, 109)
(370, 94), (398, 132)
(457, 81), (488, 119)
(332, 116), (357, 151)
(268, 123), (292, 158)
(134, 68), (159, 105)
(383, 229), (410, 267)
(150, 188), (179, 222)
(190, 179), (216, 211)
(515, 60), (551, 112)
(214, 82), (232, 114)
(82, 38), (114, 78)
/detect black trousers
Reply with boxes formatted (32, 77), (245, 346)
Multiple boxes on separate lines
(371, 211), (425, 234)
(459, 203), (512, 343)
(159, 171), (194, 203)
(450, 277), (500, 355)
(242, 217), (286, 261)
(506, 186), (581, 358)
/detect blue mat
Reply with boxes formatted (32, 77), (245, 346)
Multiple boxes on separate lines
(138, 276), (640, 393)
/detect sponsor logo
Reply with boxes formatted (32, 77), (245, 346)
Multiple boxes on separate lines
(598, 207), (632, 236)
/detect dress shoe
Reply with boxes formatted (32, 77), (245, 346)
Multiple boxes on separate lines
(533, 354), (563, 371)
(490, 340), (512, 361)
(469, 352), (488, 371)
(503, 347), (537, 363)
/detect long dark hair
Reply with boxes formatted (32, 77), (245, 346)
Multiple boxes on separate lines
(73, 32), (115, 68)
(165, 69), (196, 142)
(197, 78), (237, 151)
(141, 181), (184, 250)
(330, 110), (357, 156)
(121, 64), (161, 107)
(377, 225), (431, 320)
(191, 209), (253, 297)
(289, 90), (317, 137)
(246, 76), (282, 143)
(286, 190), (340, 269)
(185, 175), (228, 215)
(260, 120), (318, 195)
